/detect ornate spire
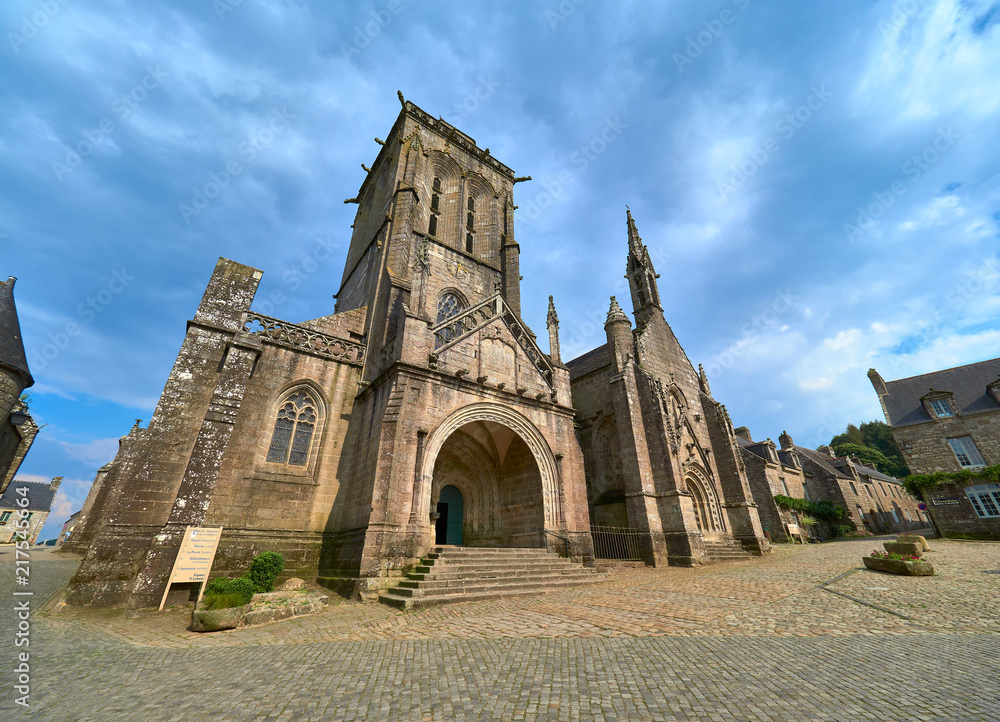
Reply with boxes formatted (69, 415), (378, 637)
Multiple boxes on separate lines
(546, 295), (561, 364)
(605, 296), (629, 325)
(626, 208), (644, 260)
(546, 295), (559, 328)
(624, 209), (662, 323)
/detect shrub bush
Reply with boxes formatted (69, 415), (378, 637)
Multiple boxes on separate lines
(834, 525), (853, 538)
(249, 551), (285, 593)
(203, 576), (255, 608)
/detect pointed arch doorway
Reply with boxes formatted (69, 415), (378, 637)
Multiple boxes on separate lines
(435, 485), (464, 545)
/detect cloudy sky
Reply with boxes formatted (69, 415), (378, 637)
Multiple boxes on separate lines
(3, 0), (999, 540)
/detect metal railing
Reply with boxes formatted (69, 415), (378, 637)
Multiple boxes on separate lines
(590, 525), (644, 561)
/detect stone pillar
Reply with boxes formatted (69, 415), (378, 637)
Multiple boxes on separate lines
(129, 333), (261, 608)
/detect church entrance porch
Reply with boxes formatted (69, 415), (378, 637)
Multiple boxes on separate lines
(430, 418), (546, 549)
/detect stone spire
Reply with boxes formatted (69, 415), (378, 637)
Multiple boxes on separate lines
(605, 296), (629, 326)
(546, 295), (559, 327)
(624, 210), (662, 327)
(698, 363), (711, 396)
(626, 208), (645, 260)
(546, 295), (561, 364)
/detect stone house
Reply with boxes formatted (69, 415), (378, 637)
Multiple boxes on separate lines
(869, 362), (1000, 539)
(67, 98), (769, 609)
(737, 428), (928, 540)
(0, 277), (38, 495)
(0, 476), (60, 544)
(57, 509), (81, 546)
(734, 429), (809, 542)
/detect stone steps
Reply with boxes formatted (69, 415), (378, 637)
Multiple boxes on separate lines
(702, 539), (753, 564)
(379, 546), (606, 611)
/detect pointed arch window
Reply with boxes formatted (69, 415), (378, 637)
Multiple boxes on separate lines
(266, 391), (318, 466)
(435, 292), (467, 348)
(436, 292), (465, 324)
(429, 176), (441, 237)
(465, 195), (476, 253)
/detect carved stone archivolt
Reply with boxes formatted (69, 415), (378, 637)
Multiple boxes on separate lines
(419, 402), (563, 526)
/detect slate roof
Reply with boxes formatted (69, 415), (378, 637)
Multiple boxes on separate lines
(0, 277), (32, 386)
(566, 343), (610, 379)
(0, 481), (55, 512)
(881, 357), (1000, 428)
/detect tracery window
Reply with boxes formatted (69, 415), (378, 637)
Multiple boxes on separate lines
(435, 292), (467, 348)
(436, 292), (465, 324)
(266, 391), (318, 466)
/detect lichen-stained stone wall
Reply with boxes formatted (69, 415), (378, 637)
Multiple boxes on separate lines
(893, 415), (1000, 474)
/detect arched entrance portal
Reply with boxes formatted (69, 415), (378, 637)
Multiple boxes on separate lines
(429, 417), (548, 548)
(435, 485), (464, 545)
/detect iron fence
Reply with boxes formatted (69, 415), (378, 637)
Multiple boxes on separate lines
(590, 525), (644, 561)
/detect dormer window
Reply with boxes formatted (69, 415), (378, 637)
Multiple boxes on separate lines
(929, 399), (953, 417)
(922, 390), (956, 419)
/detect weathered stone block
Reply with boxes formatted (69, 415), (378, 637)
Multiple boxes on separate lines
(883, 541), (921, 557)
(862, 556), (934, 576)
(897, 534), (931, 551)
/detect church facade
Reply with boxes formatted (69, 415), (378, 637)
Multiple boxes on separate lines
(67, 99), (768, 609)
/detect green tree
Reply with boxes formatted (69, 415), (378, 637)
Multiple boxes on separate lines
(830, 423), (864, 447)
(831, 443), (892, 473)
(829, 420), (910, 478)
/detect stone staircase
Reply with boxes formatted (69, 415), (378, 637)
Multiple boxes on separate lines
(379, 546), (607, 610)
(702, 538), (754, 564)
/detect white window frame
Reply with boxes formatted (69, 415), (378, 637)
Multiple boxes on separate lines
(929, 398), (954, 418)
(965, 483), (1000, 518)
(947, 436), (985, 469)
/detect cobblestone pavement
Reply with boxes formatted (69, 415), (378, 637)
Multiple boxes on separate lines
(1, 537), (998, 720)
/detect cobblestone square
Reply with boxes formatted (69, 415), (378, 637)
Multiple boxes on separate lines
(2, 536), (998, 720)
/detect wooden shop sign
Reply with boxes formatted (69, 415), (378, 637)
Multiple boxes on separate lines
(158, 526), (224, 611)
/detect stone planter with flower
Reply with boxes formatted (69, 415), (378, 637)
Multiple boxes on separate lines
(862, 549), (934, 576)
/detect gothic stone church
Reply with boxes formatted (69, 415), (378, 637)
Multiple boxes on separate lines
(67, 99), (769, 608)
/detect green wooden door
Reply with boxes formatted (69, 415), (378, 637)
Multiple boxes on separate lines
(440, 485), (464, 545)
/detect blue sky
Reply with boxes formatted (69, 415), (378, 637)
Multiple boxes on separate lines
(3, 0), (999, 541)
